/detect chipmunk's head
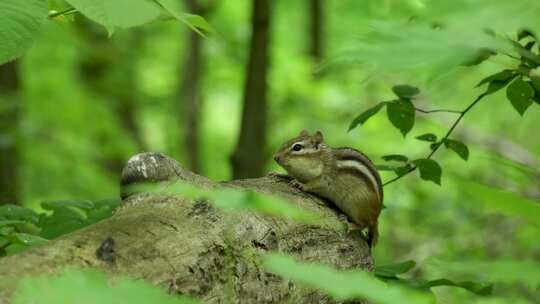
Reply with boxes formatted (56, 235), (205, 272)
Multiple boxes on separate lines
(273, 130), (327, 182)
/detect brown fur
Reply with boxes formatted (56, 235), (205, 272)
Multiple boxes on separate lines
(274, 131), (383, 247)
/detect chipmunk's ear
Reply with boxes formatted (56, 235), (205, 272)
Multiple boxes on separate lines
(314, 130), (324, 143)
(299, 130), (309, 137)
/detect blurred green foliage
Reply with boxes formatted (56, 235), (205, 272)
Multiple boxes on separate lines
(13, 268), (199, 304)
(0, 198), (119, 255)
(0, 0), (539, 303)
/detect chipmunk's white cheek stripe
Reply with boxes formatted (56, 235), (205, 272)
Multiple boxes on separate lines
(293, 148), (317, 155)
(337, 160), (380, 198)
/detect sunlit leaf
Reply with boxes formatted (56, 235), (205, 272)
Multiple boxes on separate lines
(263, 254), (433, 303)
(129, 183), (322, 224)
(155, 0), (214, 36)
(412, 159), (442, 185)
(348, 102), (387, 131)
(506, 78), (534, 115)
(386, 99), (415, 137)
(13, 268), (200, 304)
(0, 0), (48, 64)
(65, 0), (164, 33)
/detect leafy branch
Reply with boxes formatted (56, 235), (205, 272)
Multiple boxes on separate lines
(349, 31), (540, 187)
(382, 92), (487, 186)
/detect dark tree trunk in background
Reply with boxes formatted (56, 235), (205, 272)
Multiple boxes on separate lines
(76, 21), (146, 176)
(231, 0), (271, 179)
(178, 0), (209, 174)
(308, 0), (323, 62)
(0, 61), (20, 205)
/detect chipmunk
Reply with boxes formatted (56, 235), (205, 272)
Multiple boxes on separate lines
(273, 130), (383, 247)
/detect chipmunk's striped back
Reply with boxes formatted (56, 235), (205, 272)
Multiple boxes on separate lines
(334, 147), (383, 203)
(333, 147), (383, 247)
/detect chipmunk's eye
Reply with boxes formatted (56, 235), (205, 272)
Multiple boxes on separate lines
(292, 143), (303, 151)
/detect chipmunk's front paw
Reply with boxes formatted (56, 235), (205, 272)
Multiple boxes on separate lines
(289, 179), (306, 191)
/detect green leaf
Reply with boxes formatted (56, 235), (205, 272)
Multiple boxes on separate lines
(0, 220), (27, 227)
(155, 0), (214, 36)
(39, 206), (88, 239)
(531, 76), (540, 91)
(0, 226), (15, 236)
(375, 260), (416, 278)
(263, 254), (433, 303)
(506, 78), (534, 116)
(348, 102), (387, 131)
(517, 29), (536, 41)
(422, 279), (493, 296)
(392, 85), (420, 99)
(381, 154), (408, 162)
(534, 92), (540, 105)
(394, 164), (413, 177)
(415, 133), (437, 142)
(443, 138), (469, 161)
(0, 236), (9, 248)
(386, 99), (415, 137)
(412, 159), (442, 185)
(476, 69), (517, 95)
(65, 0), (164, 33)
(0, 0), (48, 64)
(13, 268), (201, 304)
(429, 142), (441, 151)
(476, 69), (514, 88)
(41, 199), (94, 210)
(5, 243), (29, 255)
(10, 233), (48, 247)
(462, 48), (496, 66)
(0, 205), (39, 223)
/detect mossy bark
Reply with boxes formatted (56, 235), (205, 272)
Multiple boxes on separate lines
(0, 152), (372, 303)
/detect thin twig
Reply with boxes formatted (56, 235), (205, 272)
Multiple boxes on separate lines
(415, 107), (462, 114)
(501, 51), (520, 60)
(48, 8), (77, 19)
(383, 92), (488, 187)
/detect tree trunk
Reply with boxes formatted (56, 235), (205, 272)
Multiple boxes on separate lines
(76, 21), (146, 176)
(178, 0), (208, 174)
(231, 0), (271, 179)
(0, 152), (372, 303)
(308, 0), (323, 62)
(0, 61), (20, 205)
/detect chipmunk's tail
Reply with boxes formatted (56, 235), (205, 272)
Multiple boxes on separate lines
(367, 221), (379, 248)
